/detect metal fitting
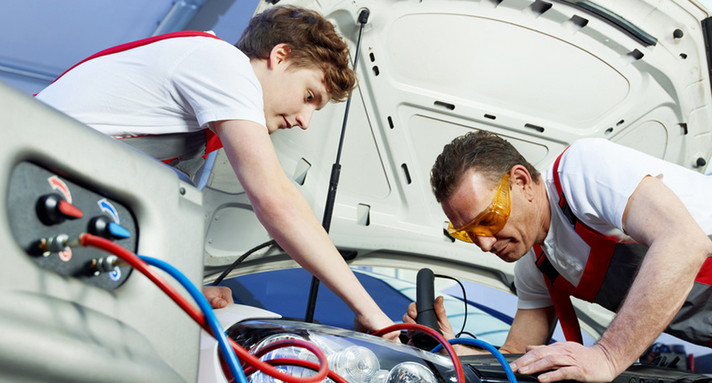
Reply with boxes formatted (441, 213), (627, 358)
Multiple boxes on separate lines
(91, 255), (121, 273)
(38, 234), (70, 253)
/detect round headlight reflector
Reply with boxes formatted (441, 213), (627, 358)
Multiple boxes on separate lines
(329, 346), (380, 383)
(386, 362), (436, 383)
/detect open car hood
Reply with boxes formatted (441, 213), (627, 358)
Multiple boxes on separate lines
(202, 0), (712, 320)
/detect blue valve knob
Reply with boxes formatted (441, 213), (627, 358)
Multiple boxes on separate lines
(107, 222), (130, 239)
(89, 216), (130, 239)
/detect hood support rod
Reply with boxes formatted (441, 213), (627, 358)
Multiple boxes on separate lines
(304, 8), (370, 323)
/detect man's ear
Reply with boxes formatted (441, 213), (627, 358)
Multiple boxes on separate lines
(268, 43), (291, 69)
(511, 165), (535, 199)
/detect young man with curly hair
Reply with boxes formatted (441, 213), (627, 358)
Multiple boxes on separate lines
(37, 5), (397, 339)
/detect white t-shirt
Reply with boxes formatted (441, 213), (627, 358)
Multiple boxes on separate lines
(36, 34), (267, 137)
(515, 138), (712, 309)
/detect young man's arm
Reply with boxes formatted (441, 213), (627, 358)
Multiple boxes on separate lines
(510, 176), (712, 382)
(214, 119), (397, 338)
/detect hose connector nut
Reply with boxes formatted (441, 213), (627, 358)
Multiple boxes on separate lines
(38, 234), (70, 254)
(91, 255), (120, 273)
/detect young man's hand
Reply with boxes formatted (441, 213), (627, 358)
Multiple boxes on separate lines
(203, 286), (234, 309)
(354, 312), (400, 342)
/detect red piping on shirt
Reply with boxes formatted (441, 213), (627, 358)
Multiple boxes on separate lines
(44, 31), (225, 158)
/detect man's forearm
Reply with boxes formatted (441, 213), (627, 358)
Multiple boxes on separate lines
(500, 307), (557, 353)
(595, 242), (708, 375)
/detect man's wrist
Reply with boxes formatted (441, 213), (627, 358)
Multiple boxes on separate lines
(593, 341), (623, 377)
(452, 344), (482, 355)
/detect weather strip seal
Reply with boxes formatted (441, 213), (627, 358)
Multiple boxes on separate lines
(554, 0), (658, 47)
(702, 18), (712, 98)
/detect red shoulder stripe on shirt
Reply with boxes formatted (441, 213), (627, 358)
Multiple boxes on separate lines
(44, 31), (227, 157)
(48, 31), (223, 86)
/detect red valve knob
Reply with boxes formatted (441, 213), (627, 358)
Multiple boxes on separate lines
(36, 193), (83, 225)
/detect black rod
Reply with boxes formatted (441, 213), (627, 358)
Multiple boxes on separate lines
(304, 9), (370, 323)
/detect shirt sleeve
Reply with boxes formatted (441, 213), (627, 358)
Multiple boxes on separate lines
(558, 138), (660, 234)
(169, 39), (267, 129)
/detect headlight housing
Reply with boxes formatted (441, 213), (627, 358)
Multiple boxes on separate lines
(226, 319), (458, 383)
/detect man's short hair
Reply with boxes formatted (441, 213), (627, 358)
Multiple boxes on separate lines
(236, 5), (356, 102)
(430, 130), (541, 203)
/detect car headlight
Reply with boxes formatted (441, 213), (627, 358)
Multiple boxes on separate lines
(387, 362), (436, 383)
(226, 319), (455, 383)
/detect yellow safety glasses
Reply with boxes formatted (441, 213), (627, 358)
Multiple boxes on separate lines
(447, 172), (511, 242)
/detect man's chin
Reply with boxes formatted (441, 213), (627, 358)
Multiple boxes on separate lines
(498, 254), (518, 263)
(495, 247), (525, 263)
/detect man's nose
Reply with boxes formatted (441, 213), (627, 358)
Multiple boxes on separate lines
(295, 107), (315, 130)
(473, 236), (497, 252)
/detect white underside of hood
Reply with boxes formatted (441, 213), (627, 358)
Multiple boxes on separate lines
(202, 0), (712, 297)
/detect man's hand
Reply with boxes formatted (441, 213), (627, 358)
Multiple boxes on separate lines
(402, 296), (456, 340)
(402, 296), (488, 355)
(203, 286), (234, 309)
(510, 342), (617, 383)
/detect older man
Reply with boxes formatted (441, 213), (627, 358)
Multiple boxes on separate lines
(406, 131), (712, 382)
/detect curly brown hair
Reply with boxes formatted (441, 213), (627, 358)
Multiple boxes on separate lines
(236, 5), (356, 102)
(430, 131), (541, 203)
